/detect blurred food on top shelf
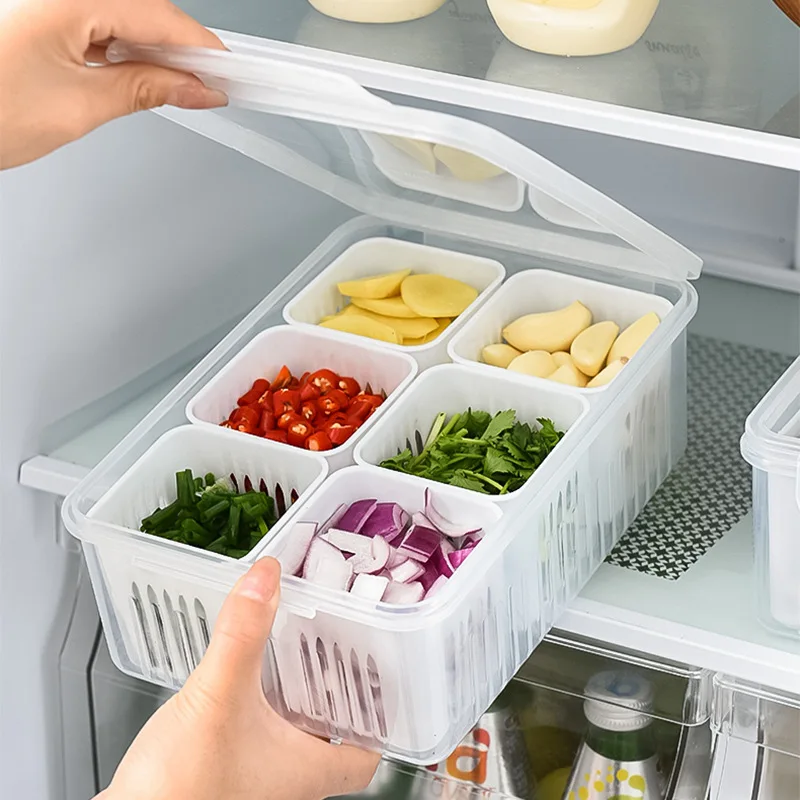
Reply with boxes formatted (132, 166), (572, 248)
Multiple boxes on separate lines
(319, 269), (476, 346)
(486, 0), (661, 57)
(306, 0), (447, 24)
(564, 670), (665, 800)
(481, 304), (660, 389)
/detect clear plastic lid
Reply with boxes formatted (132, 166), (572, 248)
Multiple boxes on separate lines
(108, 40), (702, 282)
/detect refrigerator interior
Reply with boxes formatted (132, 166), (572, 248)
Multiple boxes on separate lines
(2, 52), (800, 798)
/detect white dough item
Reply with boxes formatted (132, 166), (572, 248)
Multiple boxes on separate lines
(486, 0), (661, 57)
(308, 0), (447, 24)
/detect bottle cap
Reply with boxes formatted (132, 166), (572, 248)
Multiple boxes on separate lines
(583, 670), (655, 732)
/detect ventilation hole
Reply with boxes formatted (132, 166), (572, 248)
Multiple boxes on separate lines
(405, 437), (414, 455)
(366, 656), (388, 740)
(259, 478), (268, 494)
(132, 583), (157, 668)
(147, 585), (173, 674)
(194, 599), (210, 650)
(290, 488), (299, 505)
(334, 644), (356, 730)
(243, 475), (254, 493)
(364, 382), (373, 395)
(274, 484), (287, 517)
(265, 639), (289, 717)
(316, 638), (338, 724)
(162, 592), (190, 676)
(300, 634), (323, 717)
(414, 429), (425, 455)
(229, 473), (239, 492)
(178, 596), (200, 669)
(350, 649), (372, 734)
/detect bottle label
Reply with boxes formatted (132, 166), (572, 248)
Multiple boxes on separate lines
(563, 745), (662, 800)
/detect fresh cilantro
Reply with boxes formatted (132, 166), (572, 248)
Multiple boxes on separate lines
(379, 408), (565, 496)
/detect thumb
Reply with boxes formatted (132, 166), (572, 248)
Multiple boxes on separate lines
(80, 62), (227, 128)
(191, 557), (282, 696)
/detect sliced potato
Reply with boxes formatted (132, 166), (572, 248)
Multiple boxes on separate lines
(404, 318), (452, 346)
(337, 269), (411, 300)
(319, 315), (400, 344)
(401, 274), (478, 317)
(351, 295), (422, 318)
(347, 305), (438, 339)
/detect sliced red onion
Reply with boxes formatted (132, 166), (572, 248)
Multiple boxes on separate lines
(398, 524), (442, 563)
(383, 581), (425, 604)
(386, 546), (408, 569)
(389, 559), (425, 584)
(424, 488), (473, 538)
(337, 499), (378, 534)
(411, 511), (435, 530)
(302, 538), (353, 591)
(456, 532), (483, 549)
(318, 504), (348, 536)
(425, 575), (449, 599)
(360, 502), (409, 542)
(280, 521), (317, 577)
(448, 548), (473, 570)
(419, 563), (440, 592)
(351, 535), (391, 574)
(321, 529), (373, 557)
(351, 573), (389, 601)
(432, 540), (456, 578)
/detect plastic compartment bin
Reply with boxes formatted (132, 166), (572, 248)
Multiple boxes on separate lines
(448, 269), (687, 539)
(186, 325), (418, 470)
(74, 425), (328, 688)
(354, 363), (610, 631)
(711, 676), (800, 800)
(260, 466), (503, 762)
(741, 356), (800, 637)
(282, 237), (505, 370)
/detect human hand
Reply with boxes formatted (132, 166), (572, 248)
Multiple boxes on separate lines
(0, 0), (227, 170)
(98, 558), (380, 800)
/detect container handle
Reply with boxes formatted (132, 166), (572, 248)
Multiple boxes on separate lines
(106, 42), (389, 118)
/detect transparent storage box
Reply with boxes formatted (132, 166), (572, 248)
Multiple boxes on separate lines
(741, 357), (800, 638)
(710, 676), (800, 800)
(64, 41), (703, 763)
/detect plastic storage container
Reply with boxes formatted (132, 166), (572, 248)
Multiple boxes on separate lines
(306, 0), (447, 25)
(283, 237), (505, 370)
(710, 675), (800, 800)
(741, 357), (800, 637)
(186, 325), (418, 470)
(65, 42), (704, 764)
(487, 0), (661, 57)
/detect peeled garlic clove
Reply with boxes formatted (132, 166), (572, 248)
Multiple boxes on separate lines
(608, 312), (660, 363)
(551, 351), (573, 368)
(507, 350), (557, 378)
(570, 320), (620, 377)
(502, 301), (592, 353)
(587, 358), (629, 388)
(548, 363), (588, 388)
(482, 343), (522, 368)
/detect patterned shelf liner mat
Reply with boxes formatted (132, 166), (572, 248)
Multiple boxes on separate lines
(606, 334), (794, 580)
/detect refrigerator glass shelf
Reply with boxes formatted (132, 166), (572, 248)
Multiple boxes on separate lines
(173, 0), (800, 169)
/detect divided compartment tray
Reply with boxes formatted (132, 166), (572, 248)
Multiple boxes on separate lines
(259, 466), (503, 762)
(79, 425), (328, 688)
(186, 325), (418, 470)
(282, 237), (505, 370)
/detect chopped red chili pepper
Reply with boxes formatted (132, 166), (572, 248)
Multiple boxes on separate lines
(259, 407), (276, 434)
(321, 412), (348, 430)
(238, 378), (270, 407)
(287, 420), (313, 447)
(346, 398), (373, 422)
(298, 371), (310, 387)
(328, 423), (357, 446)
(352, 393), (384, 410)
(300, 401), (317, 422)
(272, 388), (301, 416)
(230, 406), (260, 427)
(277, 411), (302, 430)
(308, 369), (339, 394)
(272, 365), (292, 390)
(300, 382), (320, 402)
(337, 376), (361, 397)
(306, 431), (333, 451)
(263, 430), (288, 444)
(317, 389), (349, 414)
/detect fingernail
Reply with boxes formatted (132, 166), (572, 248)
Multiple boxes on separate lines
(237, 562), (278, 603)
(168, 82), (228, 110)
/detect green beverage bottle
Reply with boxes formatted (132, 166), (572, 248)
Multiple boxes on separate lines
(562, 671), (663, 800)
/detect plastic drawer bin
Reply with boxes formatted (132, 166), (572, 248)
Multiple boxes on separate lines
(448, 268), (688, 541)
(282, 237), (506, 370)
(70, 425), (328, 687)
(741, 357), (800, 637)
(260, 466), (503, 762)
(710, 676), (800, 800)
(186, 325), (418, 470)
